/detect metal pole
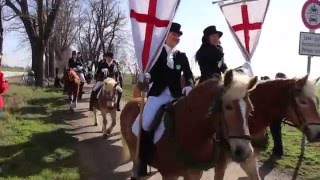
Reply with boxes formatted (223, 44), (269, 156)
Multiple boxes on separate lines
(301, 28), (315, 157)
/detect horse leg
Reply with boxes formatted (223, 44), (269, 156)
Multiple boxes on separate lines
(214, 151), (228, 180)
(183, 170), (203, 180)
(240, 153), (261, 180)
(68, 95), (72, 110)
(93, 107), (98, 126)
(101, 110), (108, 138)
(106, 109), (116, 134)
(73, 91), (78, 108)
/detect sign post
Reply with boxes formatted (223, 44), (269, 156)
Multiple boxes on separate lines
(300, 0), (320, 159)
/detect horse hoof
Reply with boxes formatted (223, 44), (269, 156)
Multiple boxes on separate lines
(128, 177), (137, 180)
(106, 129), (112, 134)
(102, 134), (108, 139)
(94, 123), (98, 126)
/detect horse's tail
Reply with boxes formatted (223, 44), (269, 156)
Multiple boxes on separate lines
(121, 131), (131, 162)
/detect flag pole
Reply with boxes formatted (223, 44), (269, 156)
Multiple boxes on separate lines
(134, 73), (150, 176)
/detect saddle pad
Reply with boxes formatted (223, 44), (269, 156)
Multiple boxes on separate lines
(132, 114), (165, 144)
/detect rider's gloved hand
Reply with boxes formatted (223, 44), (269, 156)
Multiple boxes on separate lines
(182, 86), (192, 96)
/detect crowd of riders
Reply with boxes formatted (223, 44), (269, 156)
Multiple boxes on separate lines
(65, 50), (123, 111)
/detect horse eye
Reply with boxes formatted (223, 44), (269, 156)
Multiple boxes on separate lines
(299, 99), (307, 105)
(225, 105), (233, 110)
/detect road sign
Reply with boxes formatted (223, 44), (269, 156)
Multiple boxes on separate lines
(299, 32), (320, 56)
(301, 0), (320, 29)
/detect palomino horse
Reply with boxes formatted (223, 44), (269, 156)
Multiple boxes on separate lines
(93, 77), (122, 138)
(63, 68), (80, 112)
(215, 75), (320, 180)
(121, 70), (258, 179)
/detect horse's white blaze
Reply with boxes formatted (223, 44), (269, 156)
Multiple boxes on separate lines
(239, 99), (247, 126)
(312, 97), (318, 107)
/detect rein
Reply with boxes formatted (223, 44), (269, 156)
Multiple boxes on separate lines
(284, 92), (320, 129)
(163, 100), (220, 170)
(208, 97), (252, 141)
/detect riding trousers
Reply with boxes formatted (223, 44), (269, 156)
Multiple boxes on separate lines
(92, 81), (104, 92)
(141, 87), (175, 131)
(77, 72), (86, 83)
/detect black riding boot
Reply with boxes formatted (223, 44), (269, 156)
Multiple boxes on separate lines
(116, 91), (122, 111)
(136, 129), (153, 177)
(270, 120), (283, 157)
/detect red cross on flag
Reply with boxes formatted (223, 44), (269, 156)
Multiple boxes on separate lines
(218, 0), (270, 62)
(129, 0), (180, 73)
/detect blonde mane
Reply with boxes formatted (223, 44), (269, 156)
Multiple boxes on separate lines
(303, 79), (317, 98)
(221, 72), (253, 101)
(104, 77), (118, 93)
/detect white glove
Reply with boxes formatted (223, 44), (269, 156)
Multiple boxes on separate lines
(182, 86), (192, 96)
(138, 73), (151, 82)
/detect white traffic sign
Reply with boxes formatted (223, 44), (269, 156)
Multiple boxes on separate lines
(301, 0), (320, 29)
(299, 32), (320, 56)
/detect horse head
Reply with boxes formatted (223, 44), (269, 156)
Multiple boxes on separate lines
(284, 75), (320, 142)
(104, 77), (119, 94)
(219, 70), (258, 162)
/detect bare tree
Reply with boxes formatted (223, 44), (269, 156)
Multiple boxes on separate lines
(48, 0), (83, 77)
(0, 1), (4, 58)
(77, 0), (126, 63)
(5, 0), (62, 86)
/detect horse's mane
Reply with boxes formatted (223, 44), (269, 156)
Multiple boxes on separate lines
(104, 77), (118, 93)
(221, 72), (254, 101)
(68, 69), (80, 84)
(253, 77), (317, 99)
(303, 79), (317, 97)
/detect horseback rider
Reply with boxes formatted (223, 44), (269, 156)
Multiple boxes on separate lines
(113, 60), (123, 111)
(196, 25), (228, 83)
(136, 22), (194, 176)
(89, 52), (119, 111)
(68, 51), (86, 99)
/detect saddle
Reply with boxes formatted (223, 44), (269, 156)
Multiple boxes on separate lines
(139, 100), (178, 165)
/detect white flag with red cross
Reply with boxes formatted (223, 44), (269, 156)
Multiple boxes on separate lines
(218, 0), (270, 62)
(129, 0), (180, 73)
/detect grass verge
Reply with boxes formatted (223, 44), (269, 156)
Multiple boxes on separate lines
(1, 67), (25, 72)
(0, 81), (78, 179)
(260, 126), (320, 179)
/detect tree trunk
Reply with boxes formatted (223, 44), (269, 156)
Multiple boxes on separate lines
(0, 5), (3, 56)
(45, 46), (49, 78)
(49, 49), (55, 77)
(31, 42), (44, 86)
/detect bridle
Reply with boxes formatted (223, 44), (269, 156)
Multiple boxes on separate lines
(208, 93), (252, 143)
(282, 91), (320, 129)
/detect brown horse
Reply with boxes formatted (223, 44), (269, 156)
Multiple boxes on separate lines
(214, 75), (320, 180)
(121, 70), (258, 179)
(63, 68), (80, 112)
(93, 77), (122, 138)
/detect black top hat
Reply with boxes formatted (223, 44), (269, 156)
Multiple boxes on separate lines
(203, 26), (223, 37)
(169, 22), (183, 35)
(72, 51), (77, 55)
(104, 52), (114, 58)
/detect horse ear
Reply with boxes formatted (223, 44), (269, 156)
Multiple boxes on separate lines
(248, 76), (258, 91)
(113, 82), (120, 89)
(295, 74), (309, 89)
(224, 69), (233, 88)
(315, 76), (320, 84)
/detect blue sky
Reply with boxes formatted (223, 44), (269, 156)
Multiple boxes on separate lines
(3, 0), (320, 79)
